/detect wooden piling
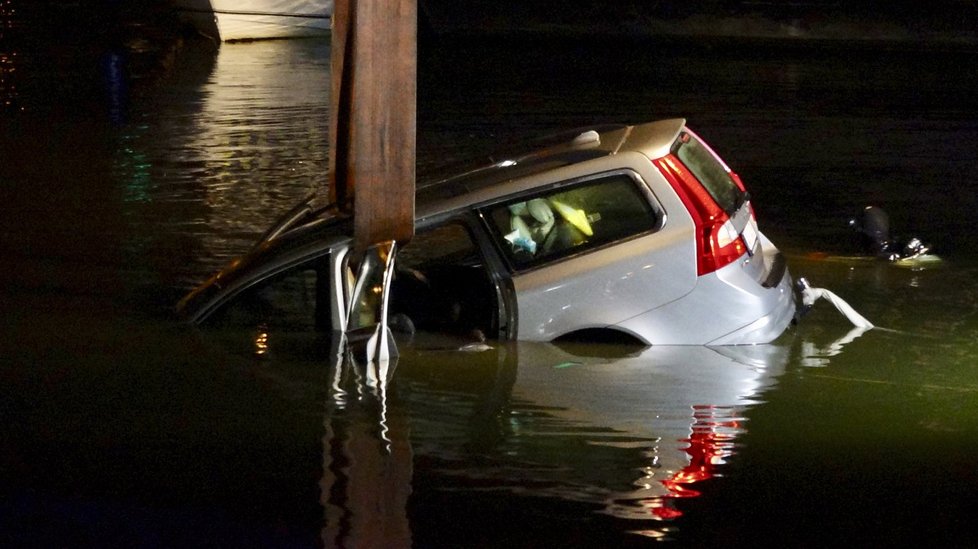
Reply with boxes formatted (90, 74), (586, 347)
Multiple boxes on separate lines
(329, 0), (417, 252)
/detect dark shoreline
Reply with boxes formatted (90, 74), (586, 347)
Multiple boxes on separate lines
(5, 1), (977, 52)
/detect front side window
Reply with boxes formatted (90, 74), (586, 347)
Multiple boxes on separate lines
(482, 173), (660, 270)
(208, 254), (333, 331)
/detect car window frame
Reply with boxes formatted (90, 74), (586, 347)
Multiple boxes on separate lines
(404, 211), (518, 339)
(475, 169), (666, 274)
(190, 229), (352, 326)
(199, 247), (336, 331)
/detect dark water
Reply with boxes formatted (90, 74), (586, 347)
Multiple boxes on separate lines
(4, 7), (978, 546)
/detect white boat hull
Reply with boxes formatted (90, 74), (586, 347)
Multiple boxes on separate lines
(176, 0), (333, 42)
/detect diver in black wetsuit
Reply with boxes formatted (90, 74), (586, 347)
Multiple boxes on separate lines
(848, 206), (930, 261)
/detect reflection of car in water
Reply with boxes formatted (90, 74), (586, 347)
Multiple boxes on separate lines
(335, 340), (791, 535)
(505, 342), (787, 520)
(178, 119), (797, 345)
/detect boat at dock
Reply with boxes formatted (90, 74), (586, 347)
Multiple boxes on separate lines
(173, 0), (333, 42)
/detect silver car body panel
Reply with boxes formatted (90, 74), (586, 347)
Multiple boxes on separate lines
(508, 152), (700, 341)
(616, 232), (794, 345)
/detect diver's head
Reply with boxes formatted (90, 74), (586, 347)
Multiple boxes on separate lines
(850, 206), (891, 255)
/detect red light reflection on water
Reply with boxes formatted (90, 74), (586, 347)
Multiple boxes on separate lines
(649, 404), (742, 520)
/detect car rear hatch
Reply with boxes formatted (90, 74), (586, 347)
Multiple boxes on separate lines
(653, 128), (781, 286)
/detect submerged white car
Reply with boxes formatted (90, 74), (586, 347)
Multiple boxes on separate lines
(179, 119), (797, 345)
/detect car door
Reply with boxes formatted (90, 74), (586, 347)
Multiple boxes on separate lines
(479, 168), (698, 342)
(389, 215), (514, 342)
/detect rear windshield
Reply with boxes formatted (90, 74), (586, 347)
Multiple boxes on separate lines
(673, 131), (745, 214)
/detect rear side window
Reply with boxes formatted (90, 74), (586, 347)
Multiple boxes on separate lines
(482, 173), (660, 270)
(674, 131), (745, 214)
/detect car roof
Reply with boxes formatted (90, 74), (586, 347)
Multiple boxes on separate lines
(416, 118), (685, 217)
(179, 119), (687, 323)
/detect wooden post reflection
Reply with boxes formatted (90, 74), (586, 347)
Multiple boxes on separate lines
(321, 2), (417, 537)
(321, 348), (412, 548)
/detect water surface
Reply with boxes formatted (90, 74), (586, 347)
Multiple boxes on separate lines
(3, 23), (978, 547)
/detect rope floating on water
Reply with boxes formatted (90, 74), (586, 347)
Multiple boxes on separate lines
(797, 277), (874, 329)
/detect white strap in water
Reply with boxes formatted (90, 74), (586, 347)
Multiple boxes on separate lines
(801, 286), (874, 329)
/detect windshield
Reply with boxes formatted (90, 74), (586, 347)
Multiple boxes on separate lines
(673, 131), (746, 214)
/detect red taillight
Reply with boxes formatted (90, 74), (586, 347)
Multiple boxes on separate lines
(654, 155), (747, 276)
